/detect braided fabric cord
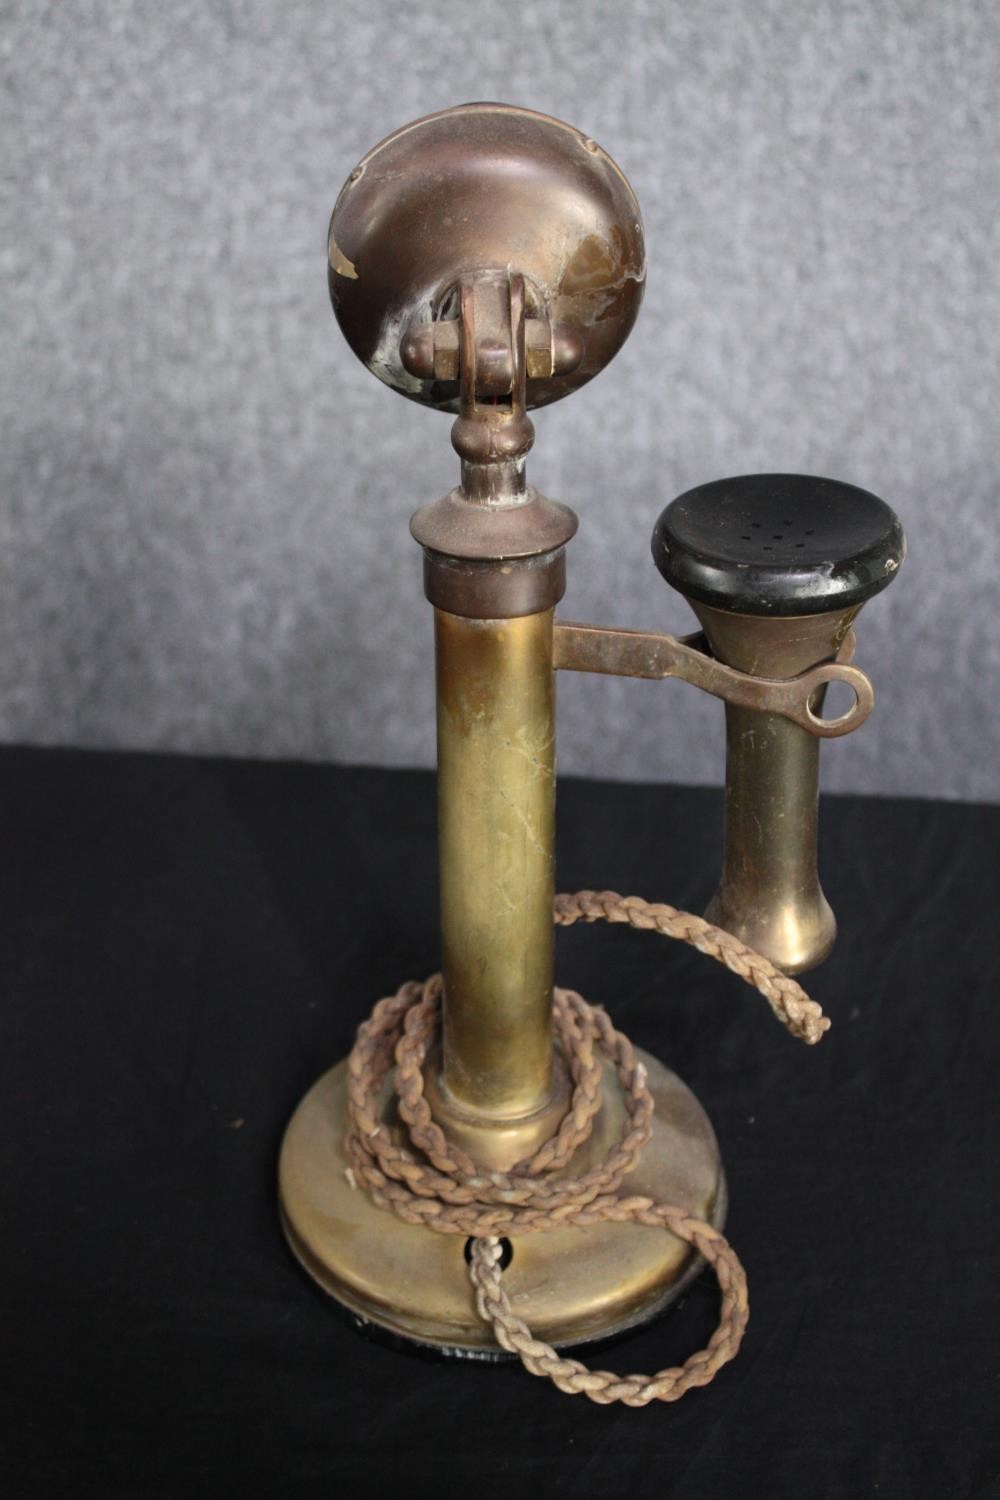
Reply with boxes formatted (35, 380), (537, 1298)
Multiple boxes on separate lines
(345, 891), (829, 1407)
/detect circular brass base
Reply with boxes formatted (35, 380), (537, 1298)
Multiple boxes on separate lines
(279, 1047), (726, 1354)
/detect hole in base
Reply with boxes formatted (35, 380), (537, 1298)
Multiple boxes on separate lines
(465, 1236), (514, 1271)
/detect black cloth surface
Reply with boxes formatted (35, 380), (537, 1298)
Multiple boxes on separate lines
(1, 745), (997, 1498)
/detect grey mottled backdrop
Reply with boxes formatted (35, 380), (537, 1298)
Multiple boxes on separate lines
(2, 0), (998, 799)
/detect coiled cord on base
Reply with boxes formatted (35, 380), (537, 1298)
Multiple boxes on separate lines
(344, 891), (828, 1406)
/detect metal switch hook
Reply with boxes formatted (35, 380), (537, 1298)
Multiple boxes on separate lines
(799, 660), (874, 736)
(552, 622), (874, 737)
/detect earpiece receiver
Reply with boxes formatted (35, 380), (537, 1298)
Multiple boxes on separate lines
(653, 473), (904, 972)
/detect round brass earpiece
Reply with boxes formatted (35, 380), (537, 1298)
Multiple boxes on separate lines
(327, 102), (645, 411)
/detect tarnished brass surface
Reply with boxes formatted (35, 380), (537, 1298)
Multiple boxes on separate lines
(409, 271), (581, 571)
(411, 487), (578, 565)
(422, 1046), (573, 1173)
(553, 620), (872, 737)
(401, 310), (584, 384)
(327, 103), (645, 412)
(422, 547), (569, 620)
(694, 604), (859, 974)
(435, 608), (556, 1119)
(278, 1048), (725, 1352)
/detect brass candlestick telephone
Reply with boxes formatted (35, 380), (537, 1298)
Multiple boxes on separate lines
(278, 104), (904, 1401)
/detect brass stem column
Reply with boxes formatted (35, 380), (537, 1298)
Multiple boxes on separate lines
(408, 265), (579, 1134)
(435, 608), (556, 1117)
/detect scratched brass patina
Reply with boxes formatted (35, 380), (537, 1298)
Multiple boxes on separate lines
(327, 103), (645, 412)
(693, 605), (859, 974)
(435, 608), (557, 1120)
(279, 1050), (724, 1353)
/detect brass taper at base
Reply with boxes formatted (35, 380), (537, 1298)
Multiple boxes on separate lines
(278, 1047), (725, 1353)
